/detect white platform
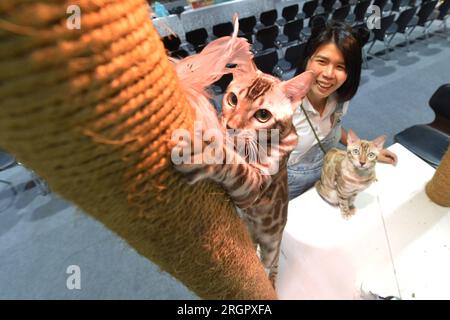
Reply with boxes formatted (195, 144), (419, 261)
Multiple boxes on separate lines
(277, 143), (450, 300)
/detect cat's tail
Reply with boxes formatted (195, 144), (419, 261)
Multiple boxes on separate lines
(172, 14), (253, 129)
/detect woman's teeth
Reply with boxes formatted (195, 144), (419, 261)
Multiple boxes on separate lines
(317, 81), (332, 89)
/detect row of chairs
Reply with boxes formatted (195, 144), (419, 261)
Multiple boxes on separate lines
(252, 0), (449, 75)
(364, 0), (449, 62)
(161, 0), (449, 94)
(212, 41), (308, 94)
(160, 0), (355, 56)
(163, 0), (449, 60)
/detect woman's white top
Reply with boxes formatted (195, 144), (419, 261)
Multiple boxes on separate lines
(287, 94), (349, 166)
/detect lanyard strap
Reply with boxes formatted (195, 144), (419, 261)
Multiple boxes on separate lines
(299, 103), (326, 155)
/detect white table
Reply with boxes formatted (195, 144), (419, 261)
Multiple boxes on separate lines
(277, 143), (450, 300)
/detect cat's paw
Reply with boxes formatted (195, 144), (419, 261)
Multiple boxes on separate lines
(177, 165), (216, 185)
(171, 127), (213, 183)
(182, 170), (208, 185)
(341, 207), (356, 220)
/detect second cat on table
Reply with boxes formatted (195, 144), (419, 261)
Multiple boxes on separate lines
(315, 130), (386, 220)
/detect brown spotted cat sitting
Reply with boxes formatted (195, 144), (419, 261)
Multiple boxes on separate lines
(315, 129), (385, 220)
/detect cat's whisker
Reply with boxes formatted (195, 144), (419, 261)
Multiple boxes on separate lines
(247, 138), (259, 164)
(254, 136), (267, 157)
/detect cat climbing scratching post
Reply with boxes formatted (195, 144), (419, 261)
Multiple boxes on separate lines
(0, 0), (276, 299)
(426, 147), (450, 207)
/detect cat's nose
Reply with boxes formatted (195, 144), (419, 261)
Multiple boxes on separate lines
(359, 161), (366, 167)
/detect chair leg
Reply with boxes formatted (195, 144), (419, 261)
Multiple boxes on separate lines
(362, 48), (369, 69)
(404, 33), (411, 52)
(367, 39), (389, 61)
(383, 37), (391, 59)
(407, 25), (416, 38)
(367, 39), (376, 55)
(386, 33), (396, 49)
(423, 20), (434, 41)
(434, 19), (448, 38)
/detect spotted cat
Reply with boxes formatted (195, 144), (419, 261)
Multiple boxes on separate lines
(171, 17), (315, 287)
(315, 130), (385, 219)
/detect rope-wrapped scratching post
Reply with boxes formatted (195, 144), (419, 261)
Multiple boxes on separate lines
(426, 146), (450, 207)
(0, 0), (276, 299)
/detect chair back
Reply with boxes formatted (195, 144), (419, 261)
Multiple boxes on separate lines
(417, 0), (438, 26)
(284, 42), (308, 67)
(322, 0), (337, 13)
(162, 35), (181, 51)
(239, 16), (257, 34)
(283, 19), (303, 42)
(438, 0), (450, 20)
(373, 14), (396, 41)
(282, 4), (299, 21)
(260, 9), (278, 27)
(353, 23), (371, 46)
(213, 22), (233, 38)
(302, 0), (319, 19)
(256, 25), (279, 50)
(332, 4), (351, 21)
(354, 0), (371, 22)
(430, 84), (450, 119)
(254, 49), (279, 75)
(185, 28), (208, 47)
(395, 7), (417, 33)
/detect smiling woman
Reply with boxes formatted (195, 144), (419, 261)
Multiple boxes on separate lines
(287, 21), (398, 200)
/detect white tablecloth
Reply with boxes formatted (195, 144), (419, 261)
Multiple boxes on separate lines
(277, 143), (450, 300)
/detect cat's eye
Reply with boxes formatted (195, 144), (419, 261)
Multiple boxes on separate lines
(368, 152), (376, 159)
(352, 149), (360, 155)
(227, 92), (238, 107)
(254, 109), (272, 123)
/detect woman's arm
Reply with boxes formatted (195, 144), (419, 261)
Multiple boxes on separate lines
(378, 149), (398, 165)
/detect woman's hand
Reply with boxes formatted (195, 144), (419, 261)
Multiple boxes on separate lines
(378, 149), (398, 166)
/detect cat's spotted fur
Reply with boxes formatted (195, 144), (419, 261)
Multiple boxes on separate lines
(219, 71), (313, 287)
(171, 17), (315, 288)
(315, 130), (385, 219)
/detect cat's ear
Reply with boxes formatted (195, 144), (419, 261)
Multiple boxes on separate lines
(232, 58), (258, 81)
(174, 13), (252, 105)
(347, 129), (360, 145)
(372, 135), (386, 151)
(280, 70), (316, 106)
(228, 14), (258, 81)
